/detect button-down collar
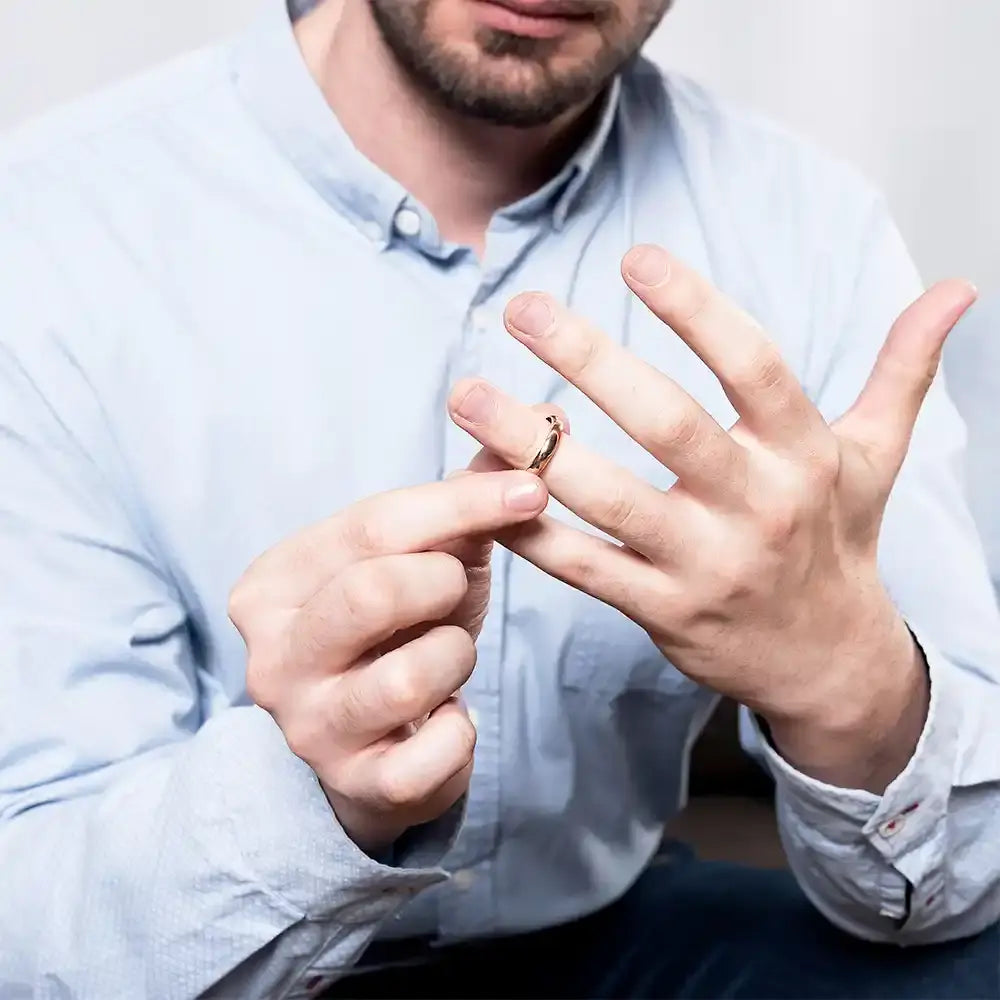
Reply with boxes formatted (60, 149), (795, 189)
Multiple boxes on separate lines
(231, 0), (621, 250)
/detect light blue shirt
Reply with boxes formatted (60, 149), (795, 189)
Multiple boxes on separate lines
(946, 295), (1000, 604)
(2, 2), (1000, 997)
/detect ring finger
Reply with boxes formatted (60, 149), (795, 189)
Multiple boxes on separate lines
(448, 378), (678, 560)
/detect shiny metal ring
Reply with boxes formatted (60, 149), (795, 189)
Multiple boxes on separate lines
(526, 415), (564, 475)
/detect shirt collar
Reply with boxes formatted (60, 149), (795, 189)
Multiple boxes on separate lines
(550, 74), (620, 231)
(230, 0), (620, 246)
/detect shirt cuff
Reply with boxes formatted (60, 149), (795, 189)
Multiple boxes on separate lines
(200, 705), (456, 925)
(758, 627), (959, 915)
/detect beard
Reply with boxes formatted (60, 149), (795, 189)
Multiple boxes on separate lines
(368, 0), (671, 128)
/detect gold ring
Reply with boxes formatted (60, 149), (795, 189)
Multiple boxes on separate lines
(526, 415), (564, 475)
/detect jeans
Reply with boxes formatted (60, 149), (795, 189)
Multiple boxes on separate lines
(329, 843), (1000, 999)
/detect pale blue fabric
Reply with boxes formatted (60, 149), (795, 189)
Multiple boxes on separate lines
(946, 295), (1000, 604)
(2, 2), (1000, 997)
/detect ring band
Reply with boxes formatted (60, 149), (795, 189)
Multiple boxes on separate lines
(527, 415), (564, 475)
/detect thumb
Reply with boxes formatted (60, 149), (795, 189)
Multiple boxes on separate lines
(834, 279), (976, 482)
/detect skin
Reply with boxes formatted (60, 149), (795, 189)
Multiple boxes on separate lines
(449, 249), (976, 793)
(230, 468), (552, 852)
(295, 0), (673, 248)
(232, 0), (977, 852)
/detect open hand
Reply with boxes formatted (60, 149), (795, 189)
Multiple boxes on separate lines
(448, 244), (976, 791)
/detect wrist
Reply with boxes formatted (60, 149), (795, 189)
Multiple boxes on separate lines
(764, 612), (929, 794)
(322, 784), (407, 858)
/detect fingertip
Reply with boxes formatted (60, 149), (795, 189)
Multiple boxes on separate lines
(505, 292), (556, 339)
(503, 473), (549, 514)
(447, 377), (485, 414)
(930, 278), (979, 317)
(621, 243), (672, 289)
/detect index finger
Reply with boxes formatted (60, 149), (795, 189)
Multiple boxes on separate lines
(253, 471), (548, 605)
(621, 244), (826, 450)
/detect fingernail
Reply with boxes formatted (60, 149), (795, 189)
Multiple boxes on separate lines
(453, 384), (495, 424)
(507, 294), (554, 337)
(505, 478), (545, 511)
(624, 245), (671, 287)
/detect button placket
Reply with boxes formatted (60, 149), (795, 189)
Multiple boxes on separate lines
(470, 306), (492, 336)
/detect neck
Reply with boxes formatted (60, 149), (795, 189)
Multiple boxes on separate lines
(295, 0), (601, 251)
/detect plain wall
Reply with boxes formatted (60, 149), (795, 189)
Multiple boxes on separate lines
(1, 0), (997, 289)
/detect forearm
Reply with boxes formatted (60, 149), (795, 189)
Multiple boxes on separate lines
(0, 707), (446, 999)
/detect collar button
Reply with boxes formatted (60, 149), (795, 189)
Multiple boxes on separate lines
(393, 207), (422, 238)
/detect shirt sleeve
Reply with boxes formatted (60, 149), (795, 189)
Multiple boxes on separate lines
(755, 195), (1000, 943)
(0, 219), (456, 999)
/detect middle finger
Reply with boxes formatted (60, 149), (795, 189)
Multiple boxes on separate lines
(502, 292), (745, 502)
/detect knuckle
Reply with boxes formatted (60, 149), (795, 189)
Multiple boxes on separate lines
(339, 513), (383, 558)
(565, 544), (602, 592)
(245, 654), (282, 712)
(282, 717), (323, 764)
(759, 503), (799, 545)
(340, 563), (399, 629)
(227, 578), (259, 631)
(377, 661), (424, 718)
(737, 345), (785, 391)
(659, 408), (702, 452)
(452, 714), (478, 762)
(377, 768), (421, 810)
(711, 546), (759, 598)
(452, 626), (479, 670)
(333, 677), (371, 735)
(678, 278), (712, 325)
(562, 328), (603, 381)
(435, 625), (478, 684)
(317, 756), (351, 798)
(809, 438), (841, 487)
(599, 485), (639, 535)
(430, 553), (469, 604)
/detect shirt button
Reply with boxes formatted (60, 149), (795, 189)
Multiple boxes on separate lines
(878, 814), (906, 838)
(452, 869), (475, 890)
(393, 207), (422, 238)
(361, 220), (384, 244)
(470, 307), (491, 334)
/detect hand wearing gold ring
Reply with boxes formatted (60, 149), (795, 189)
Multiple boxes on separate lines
(448, 242), (977, 796)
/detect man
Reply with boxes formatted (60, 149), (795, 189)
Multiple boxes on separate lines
(0, 0), (998, 996)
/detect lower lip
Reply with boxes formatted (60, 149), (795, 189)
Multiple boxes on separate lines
(471, 0), (586, 38)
